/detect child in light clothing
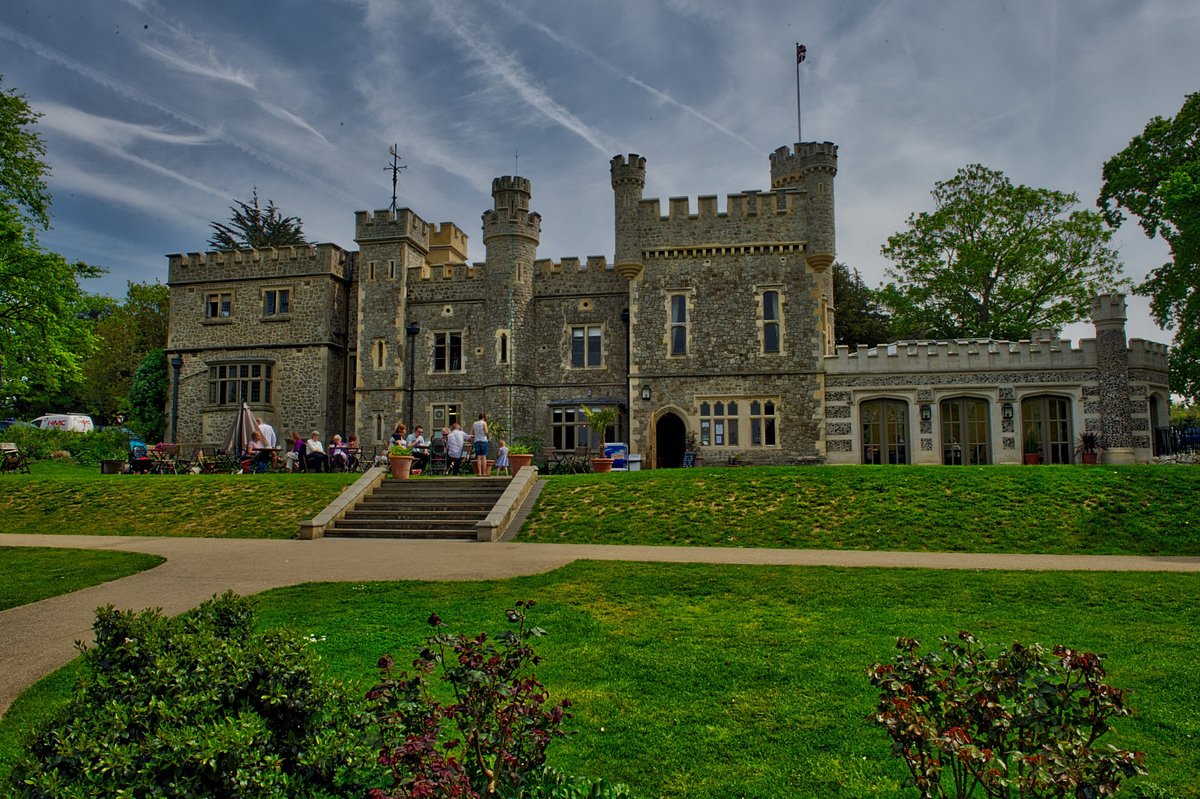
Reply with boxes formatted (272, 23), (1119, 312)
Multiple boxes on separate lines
(493, 439), (510, 476)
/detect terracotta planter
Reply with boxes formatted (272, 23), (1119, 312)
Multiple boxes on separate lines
(591, 456), (614, 473)
(389, 455), (414, 479)
(1080, 453), (1098, 465)
(1023, 453), (1041, 465)
(509, 453), (534, 474)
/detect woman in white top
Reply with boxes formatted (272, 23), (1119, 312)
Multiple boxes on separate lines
(470, 413), (489, 476)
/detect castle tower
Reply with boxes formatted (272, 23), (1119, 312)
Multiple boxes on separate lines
(611, 154), (646, 280)
(1091, 293), (1135, 463)
(770, 142), (839, 353)
(353, 208), (429, 446)
(481, 176), (541, 429)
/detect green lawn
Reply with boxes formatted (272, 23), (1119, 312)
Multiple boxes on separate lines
(0, 546), (163, 611)
(521, 465), (1200, 555)
(0, 462), (358, 539)
(6, 563), (1192, 797)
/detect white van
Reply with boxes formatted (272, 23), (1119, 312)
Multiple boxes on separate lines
(30, 414), (94, 433)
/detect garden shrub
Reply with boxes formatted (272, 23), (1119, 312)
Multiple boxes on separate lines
(3, 425), (129, 465)
(7, 592), (372, 798)
(366, 601), (624, 799)
(868, 631), (1146, 799)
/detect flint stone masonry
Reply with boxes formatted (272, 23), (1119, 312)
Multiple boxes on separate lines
(165, 142), (1169, 468)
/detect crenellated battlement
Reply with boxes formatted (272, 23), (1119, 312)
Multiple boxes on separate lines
(168, 243), (350, 283)
(414, 261), (481, 282)
(1090, 292), (1127, 324)
(770, 141), (838, 188)
(534, 256), (612, 274)
(492, 176), (531, 195)
(637, 188), (805, 222)
(610, 153), (646, 187)
(1128, 338), (1170, 369)
(826, 337), (1100, 375)
(354, 207), (431, 248)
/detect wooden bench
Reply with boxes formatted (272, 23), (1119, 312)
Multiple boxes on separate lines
(1, 442), (31, 474)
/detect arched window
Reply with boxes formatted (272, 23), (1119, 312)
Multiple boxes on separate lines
(940, 397), (990, 465)
(762, 290), (781, 353)
(1021, 395), (1072, 464)
(861, 399), (909, 464)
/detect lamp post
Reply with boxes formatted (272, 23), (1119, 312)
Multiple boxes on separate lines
(405, 322), (420, 426)
(170, 353), (183, 443)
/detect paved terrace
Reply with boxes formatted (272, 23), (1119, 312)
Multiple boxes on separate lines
(3, 532), (1200, 717)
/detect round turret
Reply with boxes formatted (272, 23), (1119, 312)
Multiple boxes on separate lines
(611, 154), (646, 280)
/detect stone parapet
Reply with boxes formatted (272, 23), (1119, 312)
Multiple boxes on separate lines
(168, 244), (350, 284)
(826, 338), (1100, 375)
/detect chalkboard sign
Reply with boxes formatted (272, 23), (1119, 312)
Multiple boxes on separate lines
(682, 452), (696, 468)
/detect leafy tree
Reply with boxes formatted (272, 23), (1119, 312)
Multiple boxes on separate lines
(879, 164), (1127, 340)
(0, 78), (101, 415)
(1098, 93), (1200, 401)
(833, 262), (893, 347)
(0, 205), (102, 413)
(0, 76), (51, 228)
(79, 282), (170, 422)
(127, 348), (168, 442)
(208, 188), (308, 250)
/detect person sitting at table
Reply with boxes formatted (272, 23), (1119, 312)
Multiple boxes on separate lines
(305, 430), (328, 472)
(329, 434), (349, 471)
(243, 430), (272, 473)
(390, 422), (407, 449)
(346, 434), (361, 470)
(285, 431), (304, 472)
(406, 425), (428, 471)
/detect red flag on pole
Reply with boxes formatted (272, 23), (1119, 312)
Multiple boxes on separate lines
(796, 43), (807, 64)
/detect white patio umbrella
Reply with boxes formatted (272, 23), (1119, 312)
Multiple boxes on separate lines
(222, 402), (263, 455)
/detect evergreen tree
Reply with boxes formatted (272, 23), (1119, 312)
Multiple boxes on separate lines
(208, 188), (307, 250)
(833, 262), (893, 347)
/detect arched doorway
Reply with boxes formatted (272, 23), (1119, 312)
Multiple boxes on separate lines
(860, 398), (909, 464)
(940, 397), (991, 465)
(655, 412), (686, 468)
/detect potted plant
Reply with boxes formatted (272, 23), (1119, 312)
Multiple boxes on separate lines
(683, 431), (703, 467)
(1074, 431), (1103, 465)
(507, 436), (541, 474)
(388, 442), (414, 479)
(1023, 428), (1041, 465)
(580, 405), (620, 473)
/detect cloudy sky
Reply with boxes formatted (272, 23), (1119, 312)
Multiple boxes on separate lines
(2, 0), (1196, 342)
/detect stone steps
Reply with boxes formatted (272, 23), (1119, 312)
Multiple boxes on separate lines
(324, 476), (509, 540)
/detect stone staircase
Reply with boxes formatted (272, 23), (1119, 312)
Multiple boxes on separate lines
(323, 476), (510, 540)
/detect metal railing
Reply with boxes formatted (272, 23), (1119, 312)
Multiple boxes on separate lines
(1153, 426), (1200, 457)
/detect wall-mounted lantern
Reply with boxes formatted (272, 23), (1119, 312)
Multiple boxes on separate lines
(920, 404), (932, 422)
(1002, 402), (1014, 420)
(640, 384), (651, 401)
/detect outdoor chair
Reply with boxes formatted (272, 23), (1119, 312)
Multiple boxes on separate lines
(0, 442), (30, 474)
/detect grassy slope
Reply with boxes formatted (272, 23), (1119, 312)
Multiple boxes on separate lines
(0, 547), (164, 611)
(257, 563), (1200, 797)
(520, 465), (1200, 554)
(0, 462), (358, 539)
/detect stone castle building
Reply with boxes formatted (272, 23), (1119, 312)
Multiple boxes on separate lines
(165, 141), (1170, 466)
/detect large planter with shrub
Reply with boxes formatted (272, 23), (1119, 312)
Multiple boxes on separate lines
(388, 443), (414, 479)
(590, 456), (614, 473)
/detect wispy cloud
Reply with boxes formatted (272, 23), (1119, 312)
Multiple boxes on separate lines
(495, 0), (760, 155)
(140, 42), (256, 89)
(425, 1), (622, 156)
(255, 101), (331, 146)
(49, 161), (212, 229)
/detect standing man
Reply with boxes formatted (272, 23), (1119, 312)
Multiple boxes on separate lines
(257, 417), (277, 449)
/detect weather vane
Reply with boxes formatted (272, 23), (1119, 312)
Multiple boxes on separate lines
(514, 148), (519, 175)
(385, 144), (407, 211)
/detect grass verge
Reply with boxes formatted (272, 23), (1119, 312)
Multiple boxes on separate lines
(5, 562), (1194, 797)
(0, 547), (164, 611)
(0, 462), (358, 538)
(520, 465), (1200, 554)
